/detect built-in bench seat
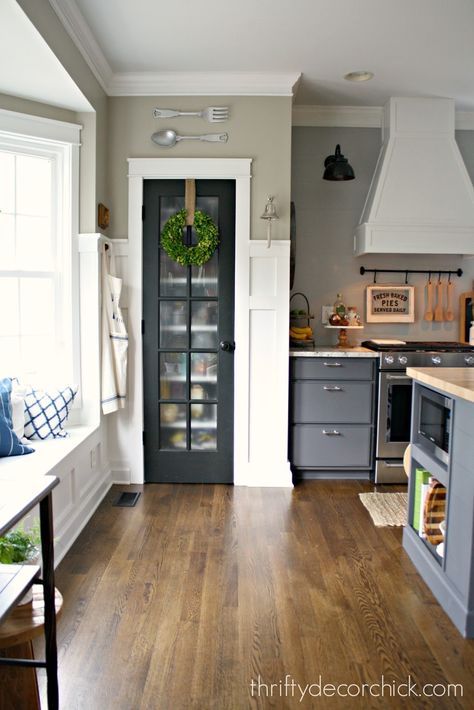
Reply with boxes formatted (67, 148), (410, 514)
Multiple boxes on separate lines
(0, 425), (111, 564)
(0, 426), (96, 477)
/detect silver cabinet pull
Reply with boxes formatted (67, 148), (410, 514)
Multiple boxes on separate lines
(322, 429), (341, 436)
(323, 362), (342, 367)
(323, 386), (342, 391)
(386, 374), (411, 381)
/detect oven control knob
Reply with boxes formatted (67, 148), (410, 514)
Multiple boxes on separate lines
(432, 356), (442, 365)
(384, 355), (394, 365)
(465, 356), (474, 366)
(398, 355), (408, 365)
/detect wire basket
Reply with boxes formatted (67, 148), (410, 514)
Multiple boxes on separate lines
(290, 292), (314, 348)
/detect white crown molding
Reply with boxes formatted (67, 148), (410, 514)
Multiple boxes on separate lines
(46, 3), (301, 98)
(108, 71), (301, 97)
(292, 104), (474, 129)
(48, 0), (113, 93)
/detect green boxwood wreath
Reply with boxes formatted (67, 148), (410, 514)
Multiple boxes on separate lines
(160, 209), (219, 266)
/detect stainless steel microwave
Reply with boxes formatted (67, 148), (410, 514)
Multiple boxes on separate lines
(416, 386), (452, 465)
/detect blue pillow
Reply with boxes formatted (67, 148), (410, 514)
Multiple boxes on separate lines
(0, 378), (34, 457)
(24, 385), (78, 440)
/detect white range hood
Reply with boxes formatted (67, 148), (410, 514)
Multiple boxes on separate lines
(354, 97), (474, 255)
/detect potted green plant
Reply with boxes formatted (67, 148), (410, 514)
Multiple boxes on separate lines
(0, 522), (41, 604)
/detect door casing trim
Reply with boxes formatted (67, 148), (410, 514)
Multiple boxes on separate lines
(127, 158), (251, 484)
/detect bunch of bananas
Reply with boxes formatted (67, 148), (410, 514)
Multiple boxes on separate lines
(289, 325), (313, 341)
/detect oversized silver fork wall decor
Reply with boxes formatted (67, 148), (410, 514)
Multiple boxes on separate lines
(152, 106), (229, 122)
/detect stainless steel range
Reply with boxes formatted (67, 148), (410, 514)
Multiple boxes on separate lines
(362, 339), (474, 483)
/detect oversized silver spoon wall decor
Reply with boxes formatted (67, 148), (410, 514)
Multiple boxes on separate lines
(151, 129), (228, 147)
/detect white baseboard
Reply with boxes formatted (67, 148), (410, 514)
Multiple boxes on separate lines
(234, 460), (293, 488)
(109, 461), (132, 484)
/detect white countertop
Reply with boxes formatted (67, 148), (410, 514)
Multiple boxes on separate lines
(289, 346), (378, 358)
(407, 367), (474, 404)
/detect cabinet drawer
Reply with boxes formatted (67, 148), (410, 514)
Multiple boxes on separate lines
(291, 425), (372, 468)
(292, 381), (373, 423)
(291, 358), (374, 381)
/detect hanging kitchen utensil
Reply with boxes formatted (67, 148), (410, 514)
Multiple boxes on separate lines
(153, 106), (229, 122)
(424, 273), (434, 321)
(151, 130), (228, 148)
(434, 275), (444, 322)
(445, 276), (455, 321)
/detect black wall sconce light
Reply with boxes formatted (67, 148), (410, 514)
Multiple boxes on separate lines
(323, 144), (355, 181)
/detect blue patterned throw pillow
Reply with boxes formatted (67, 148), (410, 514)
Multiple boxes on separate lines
(24, 385), (78, 440)
(0, 378), (34, 457)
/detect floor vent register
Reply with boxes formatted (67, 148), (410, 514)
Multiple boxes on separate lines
(113, 492), (141, 507)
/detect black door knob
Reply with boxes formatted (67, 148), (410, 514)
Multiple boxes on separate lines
(220, 340), (235, 352)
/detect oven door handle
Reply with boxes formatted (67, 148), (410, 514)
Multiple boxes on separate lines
(385, 374), (412, 381)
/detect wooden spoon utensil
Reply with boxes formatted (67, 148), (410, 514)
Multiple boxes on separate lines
(434, 278), (444, 322)
(424, 276), (434, 321)
(445, 280), (455, 321)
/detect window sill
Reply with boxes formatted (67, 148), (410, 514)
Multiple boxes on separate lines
(0, 425), (100, 480)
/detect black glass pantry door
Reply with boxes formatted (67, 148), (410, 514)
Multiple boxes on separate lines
(142, 180), (235, 483)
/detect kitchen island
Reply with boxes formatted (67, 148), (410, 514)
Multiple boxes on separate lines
(404, 367), (474, 637)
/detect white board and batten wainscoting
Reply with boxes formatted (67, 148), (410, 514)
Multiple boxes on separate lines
(0, 235), (114, 565)
(126, 158), (293, 487)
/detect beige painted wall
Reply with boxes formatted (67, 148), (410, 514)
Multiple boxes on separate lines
(0, 92), (76, 123)
(16, 0), (108, 233)
(107, 96), (292, 238)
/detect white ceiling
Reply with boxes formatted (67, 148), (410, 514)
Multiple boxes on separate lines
(0, 0), (91, 112)
(49, 0), (474, 109)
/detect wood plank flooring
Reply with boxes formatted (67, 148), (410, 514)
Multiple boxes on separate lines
(37, 482), (474, 709)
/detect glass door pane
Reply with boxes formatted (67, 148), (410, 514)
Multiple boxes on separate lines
(191, 301), (218, 349)
(160, 403), (187, 450)
(191, 253), (218, 297)
(159, 301), (187, 348)
(191, 403), (217, 450)
(160, 352), (187, 399)
(191, 352), (218, 400)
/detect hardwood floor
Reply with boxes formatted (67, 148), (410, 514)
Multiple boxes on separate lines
(38, 481), (474, 709)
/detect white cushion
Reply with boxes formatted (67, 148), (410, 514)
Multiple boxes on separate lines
(11, 382), (27, 439)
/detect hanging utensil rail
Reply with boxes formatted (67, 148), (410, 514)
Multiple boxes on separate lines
(359, 266), (463, 283)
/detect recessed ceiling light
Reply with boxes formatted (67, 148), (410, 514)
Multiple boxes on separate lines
(344, 71), (374, 82)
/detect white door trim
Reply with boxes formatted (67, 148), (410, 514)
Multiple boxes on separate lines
(127, 158), (252, 484)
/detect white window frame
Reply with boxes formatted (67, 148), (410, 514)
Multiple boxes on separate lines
(0, 109), (81, 398)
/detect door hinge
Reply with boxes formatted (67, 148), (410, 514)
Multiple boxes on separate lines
(142, 205), (146, 221)
(141, 319), (145, 335)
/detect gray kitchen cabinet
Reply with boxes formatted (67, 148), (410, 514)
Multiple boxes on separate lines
(289, 356), (376, 479)
(403, 381), (474, 638)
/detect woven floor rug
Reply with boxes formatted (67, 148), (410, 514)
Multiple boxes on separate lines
(359, 492), (408, 527)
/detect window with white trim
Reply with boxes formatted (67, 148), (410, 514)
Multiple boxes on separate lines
(0, 112), (80, 387)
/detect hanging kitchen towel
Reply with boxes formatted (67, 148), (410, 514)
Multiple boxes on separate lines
(101, 245), (128, 414)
